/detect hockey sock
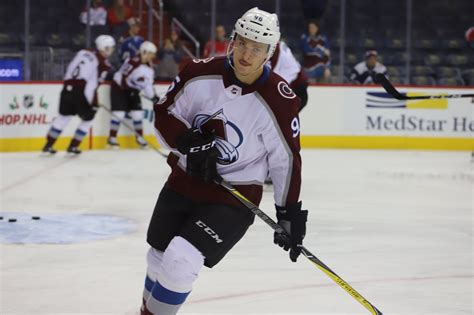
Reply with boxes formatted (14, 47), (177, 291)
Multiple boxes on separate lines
(45, 115), (72, 147)
(141, 248), (163, 314)
(140, 275), (156, 315)
(109, 111), (125, 138)
(145, 237), (204, 315)
(130, 110), (144, 136)
(69, 120), (92, 148)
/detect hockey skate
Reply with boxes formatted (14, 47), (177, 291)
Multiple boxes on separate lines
(66, 146), (82, 155)
(41, 145), (57, 155)
(136, 136), (148, 148)
(107, 137), (120, 149)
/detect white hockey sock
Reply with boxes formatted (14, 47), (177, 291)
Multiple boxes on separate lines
(130, 110), (144, 133)
(143, 248), (164, 302)
(48, 115), (72, 138)
(110, 111), (126, 136)
(72, 120), (93, 142)
(145, 236), (204, 315)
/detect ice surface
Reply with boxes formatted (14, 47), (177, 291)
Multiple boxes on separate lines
(1, 149), (472, 314)
(0, 212), (135, 244)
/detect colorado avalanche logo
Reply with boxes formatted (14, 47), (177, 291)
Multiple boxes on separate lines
(192, 110), (243, 165)
(277, 81), (296, 99)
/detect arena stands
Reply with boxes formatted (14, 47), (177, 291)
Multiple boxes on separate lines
(0, 0), (472, 85)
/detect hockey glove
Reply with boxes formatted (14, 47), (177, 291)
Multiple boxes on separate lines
(151, 95), (160, 104)
(273, 201), (308, 262)
(176, 128), (221, 183)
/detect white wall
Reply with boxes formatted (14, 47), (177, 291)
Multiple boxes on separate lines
(301, 85), (474, 137)
(0, 82), (472, 151)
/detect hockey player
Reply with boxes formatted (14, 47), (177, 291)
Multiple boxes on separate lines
(42, 35), (115, 154)
(268, 41), (309, 111)
(107, 41), (158, 148)
(141, 7), (307, 315)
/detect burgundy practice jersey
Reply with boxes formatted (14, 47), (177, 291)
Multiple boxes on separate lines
(113, 56), (155, 99)
(268, 42), (308, 89)
(63, 49), (110, 104)
(154, 57), (302, 207)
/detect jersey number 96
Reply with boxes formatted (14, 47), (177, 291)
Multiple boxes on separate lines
(291, 117), (300, 138)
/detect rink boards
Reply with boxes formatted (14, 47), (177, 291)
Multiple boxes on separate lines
(0, 82), (472, 152)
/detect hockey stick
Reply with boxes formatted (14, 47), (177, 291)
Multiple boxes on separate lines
(217, 179), (383, 315)
(138, 116), (382, 313)
(98, 104), (168, 158)
(373, 73), (474, 100)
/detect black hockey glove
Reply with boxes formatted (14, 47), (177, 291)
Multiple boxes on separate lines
(151, 95), (160, 104)
(273, 201), (308, 262)
(176, 128), (221, 183)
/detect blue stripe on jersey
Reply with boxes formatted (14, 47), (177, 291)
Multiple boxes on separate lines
(145, 275), (155, 292)
(151, 280), (190, 305)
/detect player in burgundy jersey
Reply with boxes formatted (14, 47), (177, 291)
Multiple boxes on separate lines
(107, 41), (158, 148)
(140, 7), (308, 315)
(42, 35), (115, 154)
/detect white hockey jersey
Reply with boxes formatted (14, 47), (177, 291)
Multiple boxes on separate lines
(154, 57), (302, 207)
(268, 42), (301, 84)
(64, 49), (110, 104)
(268, 42), (307, 90)
(113, 57), (155, 99)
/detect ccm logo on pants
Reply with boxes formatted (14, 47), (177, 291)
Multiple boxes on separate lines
(195, 220), (223, 244)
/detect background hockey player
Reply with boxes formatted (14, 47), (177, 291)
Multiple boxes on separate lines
(107, 41), (158, 148)
(141, 7), (308, 315)
(268, 41), (309, 112)
(42, 34), (115, 154)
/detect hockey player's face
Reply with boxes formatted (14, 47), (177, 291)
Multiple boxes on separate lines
(141, 51), (156, 63)
(100, 46), (115, 58)
(366, 56), (377, 68)
(232, 36), (268, 76)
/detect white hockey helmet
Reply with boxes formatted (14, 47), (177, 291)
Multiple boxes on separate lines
(95, 35), (116, 52)
(232, 7), (281, 61)
(139, 41), (157, 55)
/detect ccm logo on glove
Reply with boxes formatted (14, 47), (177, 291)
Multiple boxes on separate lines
(189, 140), (216, 153)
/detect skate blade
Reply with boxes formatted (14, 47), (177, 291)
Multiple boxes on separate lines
(40, 151), (56, 157)
(107, 144), (120, 150)
(65, 151), (81, 157)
